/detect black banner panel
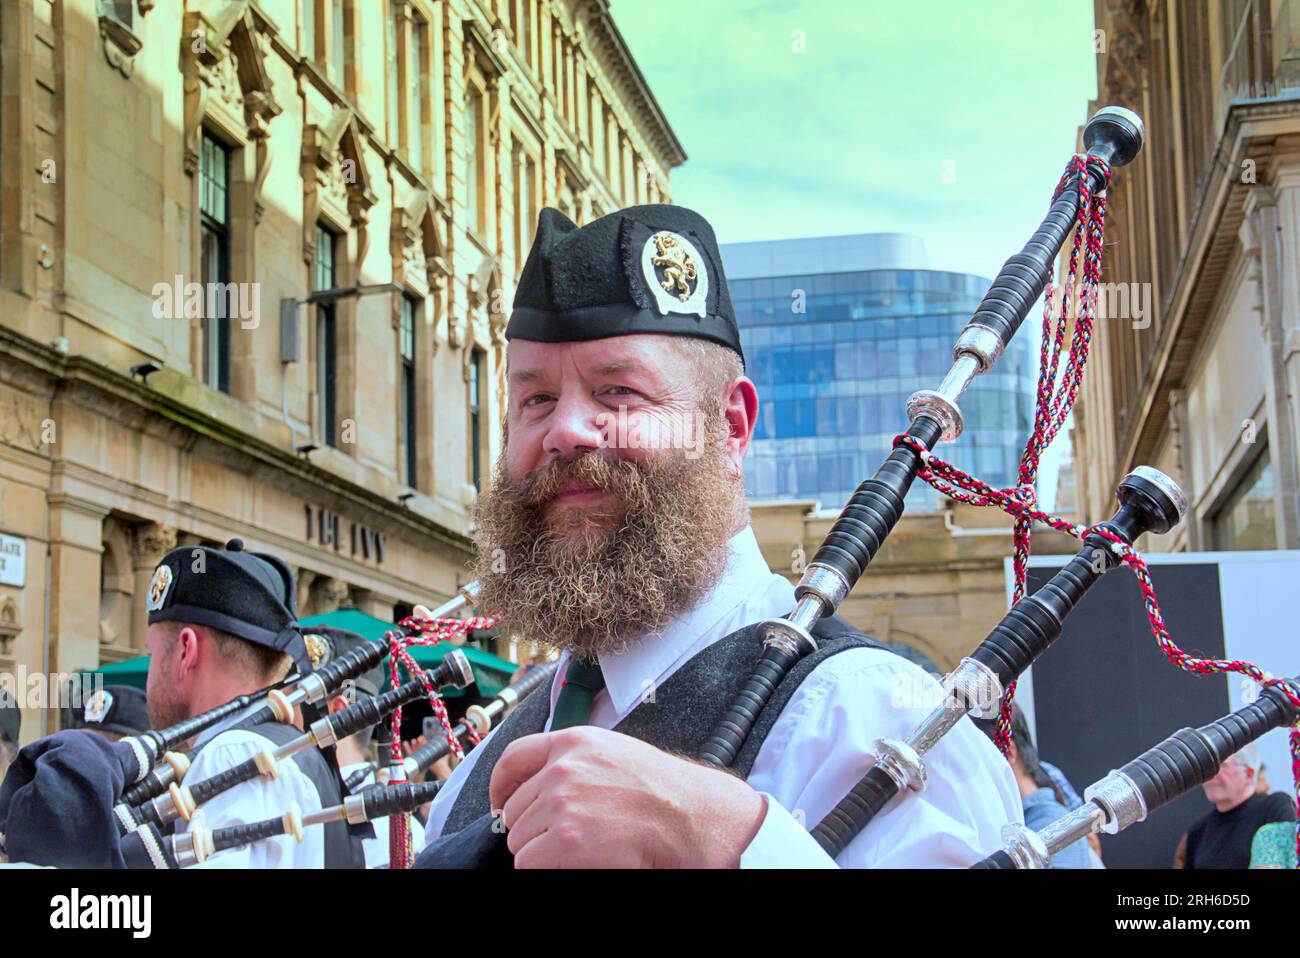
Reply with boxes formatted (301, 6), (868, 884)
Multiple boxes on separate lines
(1022, 561), (1228, 869)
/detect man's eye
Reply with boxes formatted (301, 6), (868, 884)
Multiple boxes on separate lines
(602, 386), (636, 397)
(522, 394), (554, 407)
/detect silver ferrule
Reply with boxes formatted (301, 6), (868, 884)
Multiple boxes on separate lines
(758, 614), (818, 658)
(1126, 465), (1189, 520)
(1083, 770), (1148, 834)
(150, 793), (179, 826)
(148, 765), (177, 793)
(794, 562), (851, 613)
(904, 390), (964, 443)
(402, 756), (418, 776)
(874, 737), (927, 794)
(786, 595), (825, 635)
(308, 713), (340, 748)
(295, 672), (327, 704)
(171, 832), (198, 869)
(1039, 801), (1108, 855)
(952, 324), (1004, 373)
(999, 823), (1052, 870)
(905, 698), (967, 758)
(342, 795), (368, 825)
(494, 687), (519, 712)
(428, 583), (477, 619)
(943, 657), (1004, 719)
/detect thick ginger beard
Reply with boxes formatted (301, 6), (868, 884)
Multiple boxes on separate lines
(472, 410), (736, 661)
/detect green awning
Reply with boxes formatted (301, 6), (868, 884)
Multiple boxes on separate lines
(76, 611), (517, 699)
(300, 609), (516, 698)
(79, 655), (150, 692)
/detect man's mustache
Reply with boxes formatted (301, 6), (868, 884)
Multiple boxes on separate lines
(519, 455), (633, 507)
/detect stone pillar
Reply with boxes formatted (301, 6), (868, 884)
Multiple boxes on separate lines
(44, 494), (108, 736)
(130, 522), (176, 652)
(1242, 183), (1300, 547)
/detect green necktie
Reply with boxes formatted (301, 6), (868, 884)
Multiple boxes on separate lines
(550, 657), (606, 730)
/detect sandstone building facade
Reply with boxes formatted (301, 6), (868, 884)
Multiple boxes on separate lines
(1074, 0), (1300, 556)
(0, 0), (682, 739)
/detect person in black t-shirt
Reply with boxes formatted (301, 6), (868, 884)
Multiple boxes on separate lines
(1174, 743), (1296, 869)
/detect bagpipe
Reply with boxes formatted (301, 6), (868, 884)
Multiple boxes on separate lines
(343, 660), (559, 791)
(119, 650), (474, 833)
(0, 582), (496, 868)
(155, 661), (562, 869)
(974, 674), (1300, 868)
(149, 782), (446, 868)
(697, 103), (1300, 865)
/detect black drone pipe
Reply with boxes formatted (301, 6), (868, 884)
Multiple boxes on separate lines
(809, 465), (1186, 859)
(973, 676), (1300, 868)
(162, 781), (446, 868)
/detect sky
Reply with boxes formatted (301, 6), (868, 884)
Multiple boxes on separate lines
(613, 0), (1101, 508)
(613, 0), (1100, 281)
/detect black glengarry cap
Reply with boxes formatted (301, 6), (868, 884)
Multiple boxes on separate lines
(506, 205), (744, 367)
(146, 538), (308, 675)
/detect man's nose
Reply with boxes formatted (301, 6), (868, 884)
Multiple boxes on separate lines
(542, 393), (608, 460)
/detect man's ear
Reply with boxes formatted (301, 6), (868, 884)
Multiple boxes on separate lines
(1005, 740), (1019, 770)
(722, 376), (758, 478)
(325, 694), (348, 715)
(175, 626), (202, 678)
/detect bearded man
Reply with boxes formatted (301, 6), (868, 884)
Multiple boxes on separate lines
(419, 205), (1021, 868)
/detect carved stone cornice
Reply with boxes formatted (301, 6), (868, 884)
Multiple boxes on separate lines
(302, 107), (379, 261)
(98, 1), (152, 79)
(181, 0), (282, 225)
(130, 522), (176, 569)
(390, 189), (451, 297)
(1101, 0), (1147, 105)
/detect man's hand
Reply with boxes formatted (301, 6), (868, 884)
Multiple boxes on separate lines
(488, 726), (766, 868)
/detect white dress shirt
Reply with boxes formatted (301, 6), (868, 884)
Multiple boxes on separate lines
(340, 762), (426, 869)
(171, 705), (328, 868)
(423, 525), (1023, 867)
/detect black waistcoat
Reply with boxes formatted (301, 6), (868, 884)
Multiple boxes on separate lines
(435, 613), (885, 846)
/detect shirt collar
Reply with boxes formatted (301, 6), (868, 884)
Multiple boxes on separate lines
(597, 525), (784, 717)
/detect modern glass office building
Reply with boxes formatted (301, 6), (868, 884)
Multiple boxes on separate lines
(722, 234), (1036, 510)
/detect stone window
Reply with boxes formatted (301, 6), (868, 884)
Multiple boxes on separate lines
(1211, 446), (1276, 550)
(199, 130), (231, 393)
(400, 294), (418, 487)
(314, 223), (339, 447)
(468, 347), (485, 490)
(464, 84), (486, 238)
(302, 0), (347, 89)
(511, 141), (537, 273)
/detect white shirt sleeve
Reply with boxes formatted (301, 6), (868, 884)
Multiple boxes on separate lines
(741, 648), (1024, 868)
(172, 730), (327, 869)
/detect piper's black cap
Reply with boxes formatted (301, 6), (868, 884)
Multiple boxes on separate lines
(506, 205), (744, 367)
(302, 626), (385, 698)
(0, 687), (19, 745)
(145, 539), (308, 675)
(66, 685), (149, 738)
